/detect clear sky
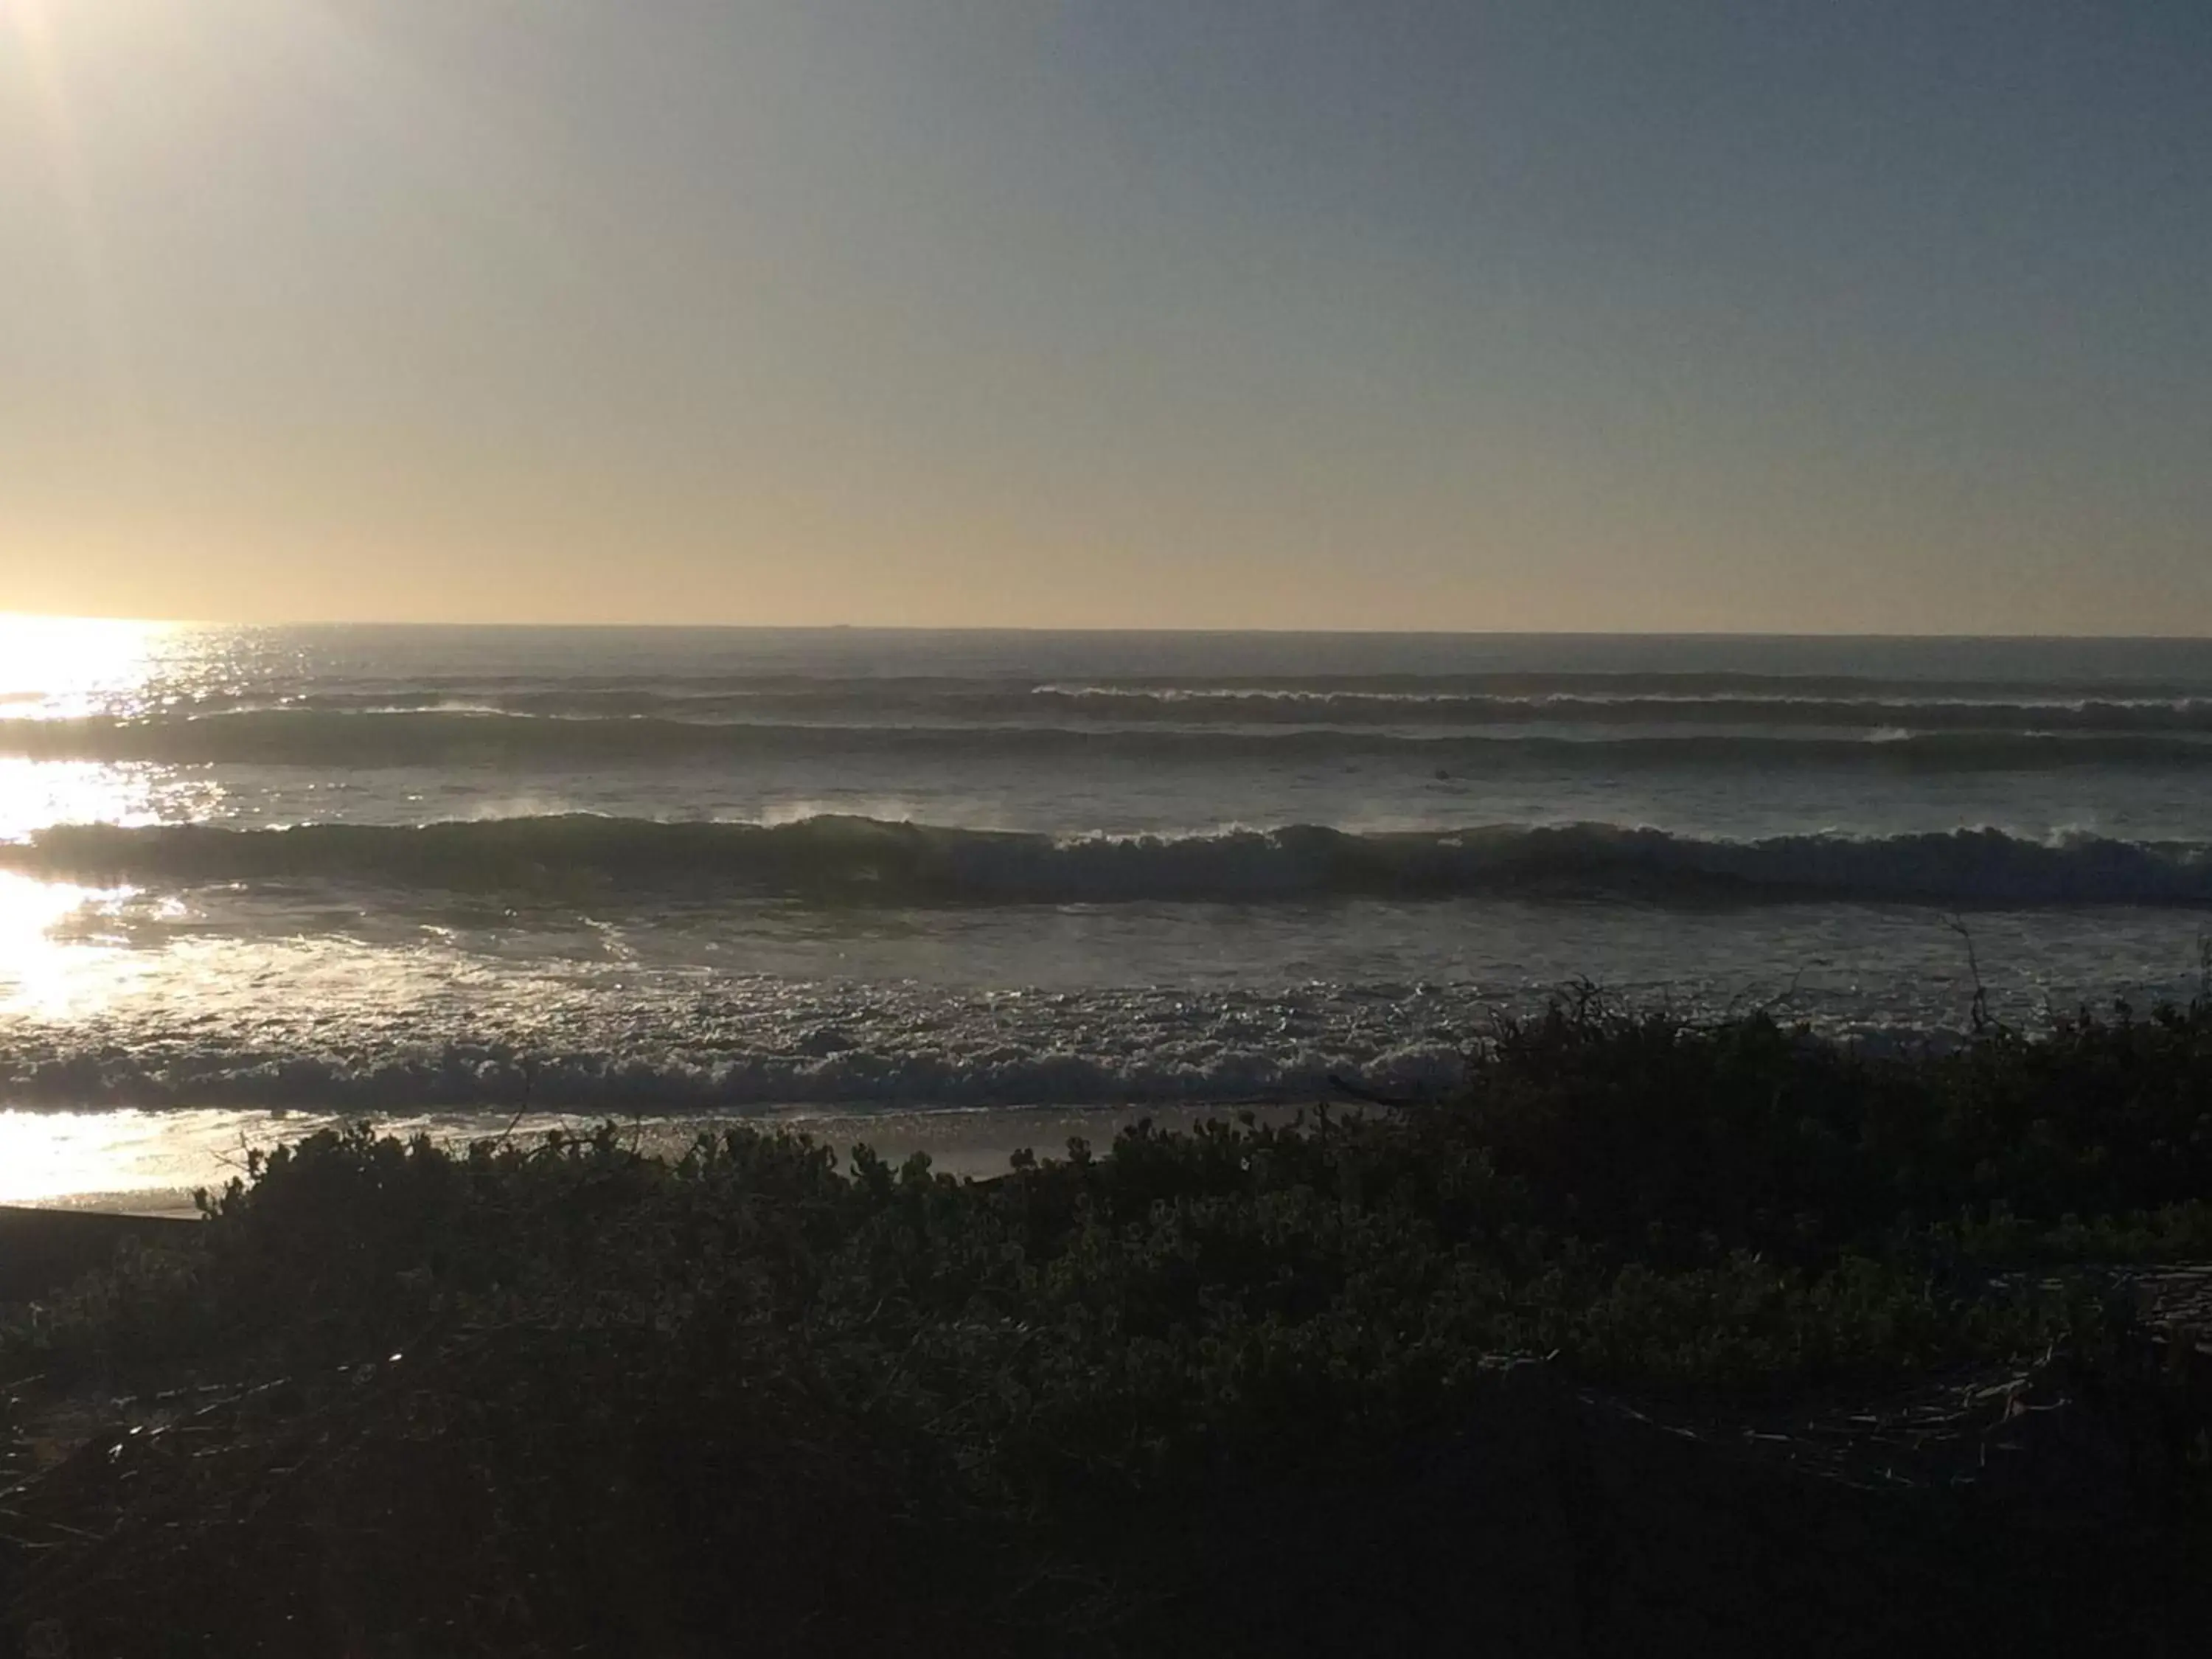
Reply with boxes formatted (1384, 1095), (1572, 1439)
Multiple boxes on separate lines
(3, 1), (2207, 632)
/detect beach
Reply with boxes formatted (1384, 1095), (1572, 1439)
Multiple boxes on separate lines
(7, 626), (2211, 1649)
(0, 1101), (1301, 1214)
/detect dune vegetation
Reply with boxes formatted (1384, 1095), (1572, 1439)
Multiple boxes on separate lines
(5, 992), (2211, 1654)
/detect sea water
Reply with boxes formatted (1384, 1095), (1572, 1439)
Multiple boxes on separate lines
(4, 622), (2211, 1203)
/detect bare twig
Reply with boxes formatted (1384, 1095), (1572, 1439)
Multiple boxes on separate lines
(1945, 914), (1992, 1032)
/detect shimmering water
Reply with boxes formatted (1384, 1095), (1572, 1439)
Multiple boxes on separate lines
(6, 619), (2211, 1204)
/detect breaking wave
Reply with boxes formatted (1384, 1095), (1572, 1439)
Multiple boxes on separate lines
(21, 685), (2212, 731)
(8, 817), (2211, 906)
(5, 713), (2211, 768)
(0, 1034), (1480, 1113)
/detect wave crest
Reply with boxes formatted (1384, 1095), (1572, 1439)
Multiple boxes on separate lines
(5, 712), (2211, 768)
(7, 817), (2210, 906)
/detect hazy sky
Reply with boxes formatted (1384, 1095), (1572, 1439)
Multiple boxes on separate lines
(3, 1), (2208, 632)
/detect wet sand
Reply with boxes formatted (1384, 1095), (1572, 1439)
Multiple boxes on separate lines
(0, 1101), (1314, 1217)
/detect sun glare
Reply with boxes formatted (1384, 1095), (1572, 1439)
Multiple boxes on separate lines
(4, 0), (141, 417)
(0, 869), (128, 1016)
(0, 1110), (128, 1205)
(1, 1), (51, 38)
(0, 617), (163, 1012)
(0, 613), (169, 714)
(0, 1107), (178, 1205)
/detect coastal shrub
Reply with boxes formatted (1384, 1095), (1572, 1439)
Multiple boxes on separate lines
(23, 998), (2212, 1397)
(5, 999), (2209, 1653)
(1444, 990), (2212, 1262)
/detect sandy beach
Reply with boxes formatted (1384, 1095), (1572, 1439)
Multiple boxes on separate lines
(0, 1101), (1307, 1218)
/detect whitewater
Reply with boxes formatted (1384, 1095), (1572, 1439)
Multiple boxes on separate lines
(5, 622), (2212, 1202)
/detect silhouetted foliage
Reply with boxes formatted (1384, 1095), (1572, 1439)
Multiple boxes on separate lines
(4, 996), (2210, 1654)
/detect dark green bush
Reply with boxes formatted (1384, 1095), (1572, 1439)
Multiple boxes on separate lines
(7, 996), (2210, 1654)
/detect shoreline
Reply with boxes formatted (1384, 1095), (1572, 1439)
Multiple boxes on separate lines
(6, 1003), (2210, 1652)
(0, 1100), (1310, 1217)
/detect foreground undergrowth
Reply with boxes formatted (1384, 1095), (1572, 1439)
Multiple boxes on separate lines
(5, 994), (2211, 1654)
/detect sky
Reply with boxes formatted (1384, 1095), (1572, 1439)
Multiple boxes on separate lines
(1, 1), (2208, 633)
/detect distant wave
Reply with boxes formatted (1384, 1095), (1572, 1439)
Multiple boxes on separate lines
(6, 712), (2211, 769)
(192, 689), (2212, 731)
(156, 667), (2212, 701)
(9, 817), (2212, 907)
(18, 682), (2212, 733)
(1027, 688), (2212, 728)
(1024, 671), (2212, 701)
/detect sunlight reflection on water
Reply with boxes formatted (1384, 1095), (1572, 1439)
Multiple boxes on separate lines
(0, 1104), (1280, 1212)
(0, 759), (178, 841)
(0, 1108), (281, 1209)
(0, 872), (137, 1016)
(0, 613), (171, 717)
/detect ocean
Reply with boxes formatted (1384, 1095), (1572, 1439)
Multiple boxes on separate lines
(5, 620), (2212, 1206)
